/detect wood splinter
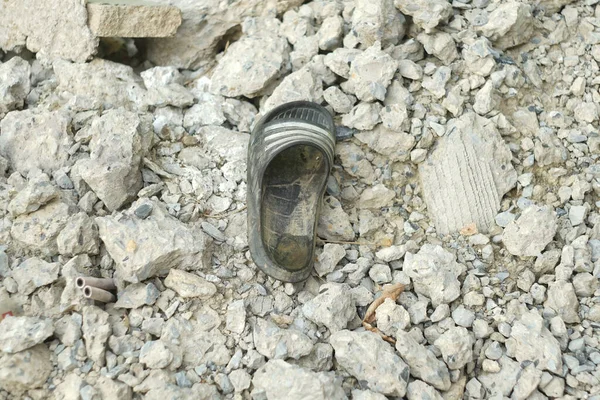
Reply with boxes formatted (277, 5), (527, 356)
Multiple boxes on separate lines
(362, 283), (405, 345)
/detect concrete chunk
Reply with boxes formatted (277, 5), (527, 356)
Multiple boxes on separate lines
(419, 112), (517, 234)
(87, 1), (182, 38)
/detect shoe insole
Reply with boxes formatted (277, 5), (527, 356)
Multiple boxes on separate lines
(261, 145), (328, 272)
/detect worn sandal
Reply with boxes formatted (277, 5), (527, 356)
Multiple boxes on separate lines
(247, 101), (336, 282)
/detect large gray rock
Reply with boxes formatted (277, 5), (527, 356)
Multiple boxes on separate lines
(0, 0), (97, 62)
(544, 280), (580, 323)
(0, 56), (30, 118)
(253, 318), (314, 360)
(434, 327), (474, 370)
(330, 330), (409, 397)
(87, 2), (182, 37)
(11, 257), (60, 295)
(10, 201), (73, 256)
(263, 65), (322, 111)
(477, 2), (534, 50)
(508, 310), (562, 374)
(252, 359), (346, 400)
(210, 22), (289, 98)
(54, 59), (147, 110)
(144, 0), (302, 69)
(8, 173), (59, 217)
(56, 212), (100, 256)
(407, 380), (443, 400)
(161, 316), (230, 368)
(141, 66), (194, 108)
(403, 244), (464, 307)
(164, 269), (217, 299)
(0, 344), (52, 395)
(351, 0), (405, 48)
(96, 199), (212, 283)
(395, 330), (451, 391)
(394, 0), (452, 32)
(502, 205), (557, 257)
(478, 356), (521, 397)
(302, 283), (356, 332)
(340, 43), (398, 102)
(0, 316), (54, 353)
(82, 305), (112, 367)
(419, 112), (517, 235)
(77, 109), (152, 211)
(0, 109), (72, 175)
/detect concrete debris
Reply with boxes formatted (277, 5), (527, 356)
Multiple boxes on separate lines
(419, 113), (517, 234)
(1, 0), (599, 398)
(0, 109), (72, 175)
(0, 0), (97, 62)
(403, 244), (464, 307)
(252, 359), (345, 400)
(0, 316), (53, 353)
(96, 199), (212, 283)
(394, 0), (452, 32)
(503, 205), (557, 257)
(0, 56), (30, 118)
(87, 1), (182, 38)
(330, 330), (409, 397)
(477, 2), (534, 50)
(77, 109), (152, 211)
(302, 283), (356, 332)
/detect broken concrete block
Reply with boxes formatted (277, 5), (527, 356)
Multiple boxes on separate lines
(0, 109), (73, 175)
(87, 1), (182, 38)
(0, 0), (97, 62)
(419, 113), (517, 235)
(144, 0), (303, 69)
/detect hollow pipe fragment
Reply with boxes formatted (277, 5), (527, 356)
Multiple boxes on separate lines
(83, 286), (116, 303)
(76, 276), (116, 291)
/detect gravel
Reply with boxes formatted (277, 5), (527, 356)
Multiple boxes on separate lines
(2, 1), (600, 398)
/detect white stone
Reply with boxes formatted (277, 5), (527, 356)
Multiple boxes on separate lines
(96, 199), (212, 283)
(394, 0), (452, 32)
(0, 109), (72, 175)
(545, 280), (580, 323)
(253, 318), (313, 360)
(395, 329), (451, 390)
(0, 344), (52, 395)
(0, 56), (30, 118)
(434, 327), (474, 370)
(302, 283), (356, 332)
(403, 244), (463, 307)
(315, 244), (346, 277)
(503, 205), (557, 257)
(330, 330), (409, 397)
(0, 316), (53, 353)
(477, 2), (534, 50)
(11, 257), (59, 295)
(252, 359), (345, 400)
(140, 340), (174, 369)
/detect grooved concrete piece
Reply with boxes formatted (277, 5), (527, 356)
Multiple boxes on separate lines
(87, 1), (182, 38)
(419, 112), (517, 235)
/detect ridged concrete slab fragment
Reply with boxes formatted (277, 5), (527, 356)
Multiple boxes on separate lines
(419, 112), (517, 235)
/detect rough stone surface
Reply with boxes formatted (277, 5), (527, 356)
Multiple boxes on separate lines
(87, 2), (182, 37)
(11, 257), (60, 295)
(434, 327), (474, 370)
(0, 344), (52, 395)
(302, 283), (356, 332)
(0, 0), (98, 62)
(164, 269), (217, 299)
(253, 317), (313, 360)
(96, 199), (212, 283)
(478, 2), (534, 50)
(503, 205), (557, 257)
(545, 280), (580, 323)
(82, 305), (111, 367)
(0, 109), (72, 175)
(394, 0), (452, 32)
(396, 329), (451, 390)
(419, 112), (517, 234)
(330, 330), (409, 397)
(0, 316), (53, 353)
(252, 359), (345, 400)
(403, 244), (464, 307)
(0, 56), (30, 118)
(77, 109), (152, 211)
(508, 310), (562, 374)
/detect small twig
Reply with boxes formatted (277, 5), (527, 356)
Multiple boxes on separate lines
(362, 283), (405, 345)
(203, 205), (247, 219)
(319, 239), (378, 246)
